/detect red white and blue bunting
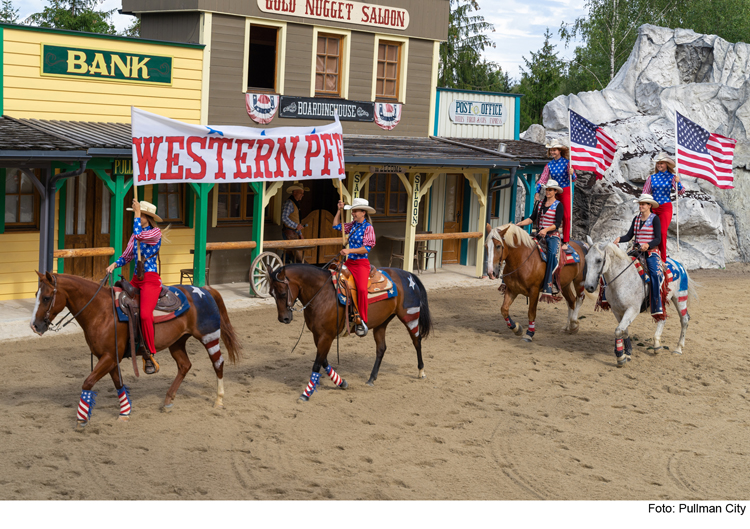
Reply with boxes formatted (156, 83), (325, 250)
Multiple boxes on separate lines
(374, 102), (402, 130)
(245, 93), (279, 125)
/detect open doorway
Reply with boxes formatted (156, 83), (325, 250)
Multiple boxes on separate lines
(441, 173), (464, 264)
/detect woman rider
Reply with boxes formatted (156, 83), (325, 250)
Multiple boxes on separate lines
(332, 197), (376, 337)
(642, 152), (684, 262)
(535, 139), (576, 250)
(517, 179), (564, 302)
(106, 199), (164, 374)
(614, 193), (664, 318)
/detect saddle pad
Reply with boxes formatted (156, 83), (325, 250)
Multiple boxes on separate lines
(666, 258), (688, 303)
(536, 243), (580, 265)
(331, 269), (398, 306)
(115, 286), (189, 323)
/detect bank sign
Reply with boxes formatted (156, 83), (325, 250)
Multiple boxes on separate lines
(41, 44), (173, 85)
(258, 0), (409, 30)
(448, 100), (506, 126)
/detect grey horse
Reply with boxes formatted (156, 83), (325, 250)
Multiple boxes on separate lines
(583, 238), (695, 366)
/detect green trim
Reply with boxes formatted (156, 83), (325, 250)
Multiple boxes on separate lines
(0, 168), (5, 234)
(509, 171), (517, 224)
(0, 22), (204, 49)
(437, 87), (523, 99)
(189, 183), (213, 287)
(433, 88), (440, 136)
(57, 174), (66, 273)
(0, 26), (4, 115)
(514, 96), (521, 140)
(250, 183), (263, 263)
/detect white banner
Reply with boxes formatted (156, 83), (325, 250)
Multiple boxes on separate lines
(131, 107), (345, 186)
(257, 0), (409, 31)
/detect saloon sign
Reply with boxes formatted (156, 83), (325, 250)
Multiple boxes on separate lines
(258, 0), (409, 30)
(448, 100), (506, 126)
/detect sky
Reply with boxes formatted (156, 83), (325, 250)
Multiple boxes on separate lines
(17, 0), (587, 81)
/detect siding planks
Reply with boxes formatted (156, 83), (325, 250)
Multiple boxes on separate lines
(348, 31), (374, 101)
(140, 12), (202, 43)
(207, 14), (246, 124)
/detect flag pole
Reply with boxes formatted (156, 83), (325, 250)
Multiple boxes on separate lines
(674, 110), (680, 252)
(568, 108), (574, 243)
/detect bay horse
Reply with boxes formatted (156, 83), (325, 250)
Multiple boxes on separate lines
(583, 239), (695, 366)
(267, 264), (432, 401)
(30, 272), (242, 427)
(485, 223), (588, 341)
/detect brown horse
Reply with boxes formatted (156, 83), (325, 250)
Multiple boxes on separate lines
(485, 223), (588, 341)
(30, 272), (242, 427)
(267, 264), (432, 401)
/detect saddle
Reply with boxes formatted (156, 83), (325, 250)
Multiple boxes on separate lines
(330, 265), (396, 328)
(535, 239), (583, 265)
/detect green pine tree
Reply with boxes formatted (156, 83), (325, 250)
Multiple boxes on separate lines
(518, 29), (565, 131)
(0, 0), (19, 23)
(25, 0), (117, 35)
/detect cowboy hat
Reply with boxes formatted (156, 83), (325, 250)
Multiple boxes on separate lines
(344, 197), (376, 214)
(542, 179), (563, 193)
(653, 152), (676, 172)
(286, 182), (310, 193)
(634, 193), (659, 208)
(545, 138), (570, 158)
(126, 200), (162, 223)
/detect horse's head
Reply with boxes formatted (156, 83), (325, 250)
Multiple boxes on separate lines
(485, 224), (508, 280)
(30, 271), (66, 336)
(267, 266), (298, 324)
(584, 240), (610, 293)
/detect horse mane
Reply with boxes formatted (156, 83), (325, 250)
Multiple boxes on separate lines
(602, 242), (629, 275)
(490, 223), (536, 249)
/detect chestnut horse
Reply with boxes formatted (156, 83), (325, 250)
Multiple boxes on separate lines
(30, 272), (241, 427)
(268, 264), (432, 401)
(486, 224), (588, 341)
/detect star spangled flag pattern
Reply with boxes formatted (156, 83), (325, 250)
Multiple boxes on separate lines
(569, 110), (617, 179)
(675, 111), (736, 189)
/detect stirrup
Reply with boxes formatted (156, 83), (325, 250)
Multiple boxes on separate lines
(143, 354), (160, 375)
(355, 321), (369, 337)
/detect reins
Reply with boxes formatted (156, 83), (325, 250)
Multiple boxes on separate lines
(46, 272), (111, 333)
(490, 235), (539, 279)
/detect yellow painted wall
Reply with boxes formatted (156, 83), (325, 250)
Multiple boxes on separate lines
(3, 28), (203, 123)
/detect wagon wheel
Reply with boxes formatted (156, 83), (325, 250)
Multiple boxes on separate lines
(250, 251), (283, 297)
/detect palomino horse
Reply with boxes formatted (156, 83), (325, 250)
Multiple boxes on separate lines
(30, 272), (242, 427)
(485, 223), (588, 341)
(268, 264), (432, 401)
(583, 240), (694, 366)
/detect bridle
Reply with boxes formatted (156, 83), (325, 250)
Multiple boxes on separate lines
(39, 273), (111, 332)
(594, 245), (640, 289)
(488, 231), (537, 279)
(267, 267), (333, 312)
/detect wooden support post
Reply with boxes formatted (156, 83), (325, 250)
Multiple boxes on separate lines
(463, 171), (488, 278)
(190, 183), (213, 287)
(402, 173), (420, 273)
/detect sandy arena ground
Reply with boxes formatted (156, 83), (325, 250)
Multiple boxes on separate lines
(1, 265), (749, 500)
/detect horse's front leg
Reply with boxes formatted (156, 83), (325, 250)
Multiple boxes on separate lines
(614, 307), (638, 367)
(299, 332), (336, 402)
(562, 281), (583, 334)
(653, 320), (666, 353)
(500, 290), (523, 336)
(77, 353), (116, 427)
(523, 287), (540, 342)
(673, 290), (690, 355)
(108, 364), (131, 422)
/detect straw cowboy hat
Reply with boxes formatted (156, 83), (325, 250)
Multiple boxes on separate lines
(344, 197), (376, 214)
(286, 182), (310, 193)
(545, 138), (570, 159)
(127, 200), (162, 223)
(542, 179), (563, 193)
(634, 193), (659, 208)
(653, 152), (676, 172)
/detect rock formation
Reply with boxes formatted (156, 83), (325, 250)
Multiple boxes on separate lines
(538, 24), (750, 268)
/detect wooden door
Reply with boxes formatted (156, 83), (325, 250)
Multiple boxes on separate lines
(300, 210), (319, 263)
(64, 172), (96, 278)
(318, 209), (342, 263)
(92, 178), (112, 280)
(442, 174), (464, 264)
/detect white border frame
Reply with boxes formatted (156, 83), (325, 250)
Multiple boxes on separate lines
(310, 26), (351, 99)
(371, 33), (409, 104)
(243, 17), (287, 95)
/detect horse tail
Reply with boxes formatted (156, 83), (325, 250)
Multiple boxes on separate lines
(206, 287), (242, 364)
(411, 274), (433, 340)
(687, 274), (700, 305)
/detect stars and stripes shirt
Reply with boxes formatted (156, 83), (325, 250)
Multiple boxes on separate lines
(620, 214), (661, 252)
(536, 158), (576, 193)
(334, 220), (375, 260)
(114, 218), (162, 273)
(281, 199), (299, 230)
(642, 171), (684, 205)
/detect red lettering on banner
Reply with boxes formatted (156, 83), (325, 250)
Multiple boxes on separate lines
(303, 134), (322, 176)
(274, 136), (299, 178)
(209, 137), (233, 179)
(133, 137), (164, 182)
(320, 133), (334, 176)
(345, 3), (353, 19)
(234, 139), (256, 179)
(362, 5), (369, 22)
(160, 136), (185, 180)
(332, 133), (345, 175)
(396, 11), (404, 27)
(253, 139), (276, 179)
(185, 136), (207, 180)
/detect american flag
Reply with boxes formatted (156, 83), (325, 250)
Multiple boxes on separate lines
(569, 110), (617, 179)
(676, 111), (736, 189)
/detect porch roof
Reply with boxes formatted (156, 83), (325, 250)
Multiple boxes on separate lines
(443, 137), (550, 166)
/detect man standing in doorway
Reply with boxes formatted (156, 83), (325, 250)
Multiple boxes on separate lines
(281, 182), (309, 262)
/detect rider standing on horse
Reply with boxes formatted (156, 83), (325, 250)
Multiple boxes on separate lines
(106, 199), (163, 374)
(642, 153), (684, 262)
(333, 197), (376, 337)
(535, 139), (576, 250)
(517, 179), (564, 302)
(614, 193), (663, 318)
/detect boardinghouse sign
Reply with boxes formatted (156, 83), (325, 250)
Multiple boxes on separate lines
(41, 44), (173, 85)
(258, 0), (409, 30)
(448, 100), (506, 126)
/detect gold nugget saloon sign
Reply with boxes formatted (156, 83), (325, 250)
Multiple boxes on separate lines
(41, 44), (173, 85)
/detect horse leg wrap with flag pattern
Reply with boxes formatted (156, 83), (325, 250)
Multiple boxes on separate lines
(505, 316), (515, 329)
(325, 365), (344, 387)
(201, 330), (224, 370)
(527, 321), (536, 338)
(77, 390), (97, 422)
(615, 338), (624, 358)
(118, 386), (132, 417)
(303, 372), (321, 398)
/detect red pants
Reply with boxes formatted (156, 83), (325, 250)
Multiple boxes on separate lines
(652, 202), (672, 262)
(130, 272), (161, 355)
(346, 258), (370, 323)
(559, 187), (572, 243)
